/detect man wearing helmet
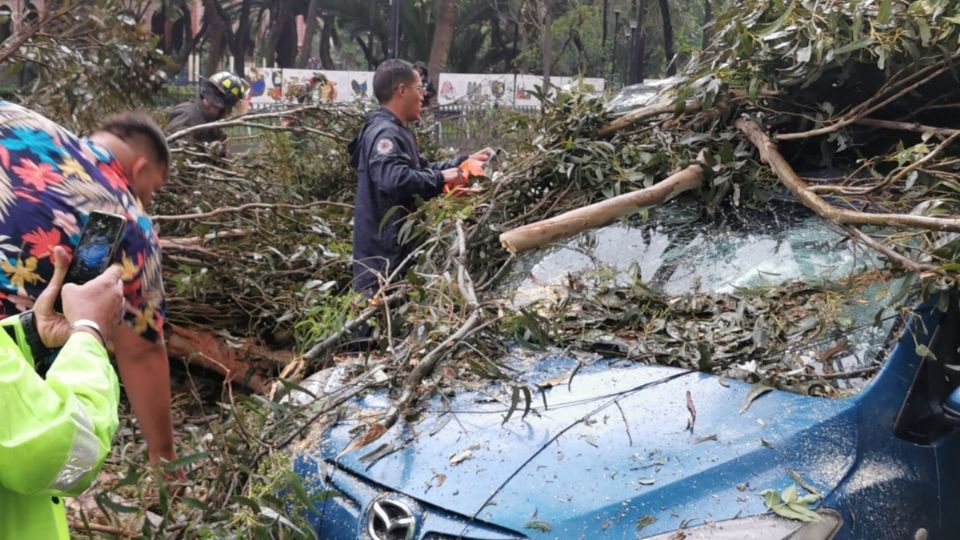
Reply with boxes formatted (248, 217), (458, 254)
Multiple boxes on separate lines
(166, 71), (249, 143)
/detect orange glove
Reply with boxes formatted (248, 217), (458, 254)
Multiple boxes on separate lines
(443, 159), (485, 196)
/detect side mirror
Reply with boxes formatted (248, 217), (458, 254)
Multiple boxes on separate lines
(945, 386), (960, 420)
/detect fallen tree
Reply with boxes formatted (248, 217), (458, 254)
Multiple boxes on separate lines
(71, 2), (960, 535)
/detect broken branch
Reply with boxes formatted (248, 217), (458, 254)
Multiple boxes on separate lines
(499, 154), (707, 254)
(598, 99), (702, 137)
(737, 117), (960, 233)
(153, 200), (352, 222)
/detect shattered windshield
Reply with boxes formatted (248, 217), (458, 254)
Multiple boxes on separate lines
(505, 201), (906, 396)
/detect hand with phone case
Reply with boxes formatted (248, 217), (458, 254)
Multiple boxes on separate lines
(34, 246), (124, 348)
(53, 211), (126, 313)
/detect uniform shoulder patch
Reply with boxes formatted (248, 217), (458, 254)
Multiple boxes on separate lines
(376, 138), (394, 155)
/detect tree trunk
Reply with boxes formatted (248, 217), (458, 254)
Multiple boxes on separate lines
(658, 0), (675, 75)
(318, 16), (336, 69)
(276, 21), (298, 67)
(702, 0), (713, 49)
(427, 0), (455, 89)
(517, 19), (530, 73)
(634, 0), (651, 82)
(356, 35), (377, 69)
(540, 0), (554, 86)
(172, 3), (205, 76)
(232, 0), (253, 75)
(204, 8), (227, 75)
(499, 156), (707, 254)
(167, 324), (292, 394)
(295, 0), (321, 68)
(262, 0), (292, 67)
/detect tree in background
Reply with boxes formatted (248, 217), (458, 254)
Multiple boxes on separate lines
(427, 0), (455, 88)
(145, 0), (714, 84)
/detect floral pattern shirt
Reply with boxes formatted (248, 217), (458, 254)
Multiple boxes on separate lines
(0, 101), (166, 343)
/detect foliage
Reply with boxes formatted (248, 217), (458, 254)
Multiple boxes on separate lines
(761, 483), (823, 522)
(69, 375), (331, 538)
(11, 0), (174, 132)
(155, 105), (363, 349)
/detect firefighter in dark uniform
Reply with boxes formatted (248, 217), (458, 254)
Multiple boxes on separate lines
(348, 59), (491, 295)
(413, 61), (437, 108)
(166, 71), (249, 143)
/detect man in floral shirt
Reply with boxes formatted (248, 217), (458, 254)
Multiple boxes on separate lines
(0, 101), (175, 464)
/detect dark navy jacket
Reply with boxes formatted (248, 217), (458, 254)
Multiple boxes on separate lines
(349, 108), (464, 293)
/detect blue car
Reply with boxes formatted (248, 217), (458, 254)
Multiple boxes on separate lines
(291, 203), (958, 539)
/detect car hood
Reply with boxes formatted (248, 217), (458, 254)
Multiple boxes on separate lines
(298, 357), (859, 537)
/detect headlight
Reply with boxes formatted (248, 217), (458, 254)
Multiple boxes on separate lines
(642, 510), (841, 540)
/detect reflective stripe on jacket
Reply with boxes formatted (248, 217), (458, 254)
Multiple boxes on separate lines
(0, 317), (119, 540)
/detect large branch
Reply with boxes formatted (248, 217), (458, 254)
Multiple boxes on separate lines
(598, 89), (778, 136)
(499, 156), (707, 254)
(153, 200), (352, 222)
(166, 324), (291, 394)
(165, 103), (351, 143)
(774, 53), (959, 142)
(737, 118), (960, 233)
(598, 99), (701, 137)
(855, 117), (960, 137)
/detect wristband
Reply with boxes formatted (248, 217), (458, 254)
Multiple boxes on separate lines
(19, 310), (51, 360)
(70, 319), (106, 346)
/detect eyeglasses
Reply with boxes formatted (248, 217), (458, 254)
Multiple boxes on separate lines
(397, 83), (425, 95)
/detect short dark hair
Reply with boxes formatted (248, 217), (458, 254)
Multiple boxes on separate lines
(373, 59), (418, 104)
(97, 112), (170, 168)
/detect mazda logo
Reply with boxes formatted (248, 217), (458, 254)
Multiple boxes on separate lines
(366, 497), (417, 540)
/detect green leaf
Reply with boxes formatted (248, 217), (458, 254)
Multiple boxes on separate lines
(833, 37), (875, 55)
(378, 205), (404, 234)
(520, 386), (533, 420)
(165, 451), (210, 472)
(916, 344), (935, 359)
(114, 465), (141, 487)
(525, 520), (552, 532)
(917, 19), (932, 47)
(785, 502), (825, 522)
(232, 496), (262, 514)
(877, 0), (894, 24)
(740, 383), (774, 413)
(181, 497), (211, 511)
(758, 0), (797, 36)
(636, 515), (657, 533)
(286, 470), (315, 510)
(762, 484), (824, 523)
(782, 484), (799, 504)
(95, 493), (139, 514)
(748, 74), (760, 99)
(503, 385), (521, 425)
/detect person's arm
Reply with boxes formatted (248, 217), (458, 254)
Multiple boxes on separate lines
(164, 103), (191, 134)
(426, 147), (494, 172)
(0, 321), (119, 496)
(370, 135), (447, 201)
(114, 324), (175, 464)
(426, 154), (467, 172)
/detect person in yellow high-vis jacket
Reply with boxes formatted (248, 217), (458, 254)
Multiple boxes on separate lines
(0, 246), (125, 539)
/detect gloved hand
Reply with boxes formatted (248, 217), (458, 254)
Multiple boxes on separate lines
(443, 158), (485, 196)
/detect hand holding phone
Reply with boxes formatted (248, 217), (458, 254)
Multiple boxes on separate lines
(54, 211), (126, 312)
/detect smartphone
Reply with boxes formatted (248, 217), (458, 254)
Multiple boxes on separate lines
(55, 211), (127, 312)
